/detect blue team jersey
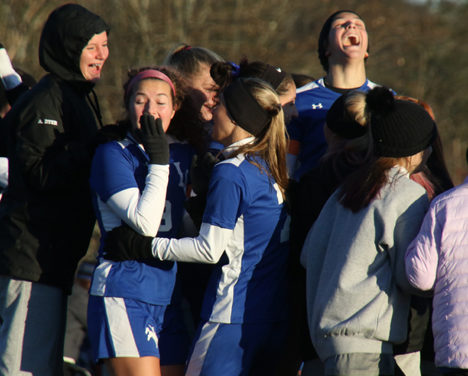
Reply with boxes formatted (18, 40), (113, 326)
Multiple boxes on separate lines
(89, 136), (194, 305)
(288, 78), (378, 180)
(199, 154), (289, 324)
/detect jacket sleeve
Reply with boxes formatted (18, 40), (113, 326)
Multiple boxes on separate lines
(12, 93), (95, 192)
(391, 194), (430, 294)
(405, 203), (439, 291)
(6, 83), (30, 106)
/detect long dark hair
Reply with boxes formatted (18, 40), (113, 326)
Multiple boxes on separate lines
(338, 156), (401, 212)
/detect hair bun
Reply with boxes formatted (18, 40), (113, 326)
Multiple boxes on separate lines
(366, 86), (394, 115)
(210, 62), (237, 90)
(267, 103), (282, 117)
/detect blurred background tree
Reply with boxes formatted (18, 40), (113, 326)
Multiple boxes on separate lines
(1, 0), (467, 183)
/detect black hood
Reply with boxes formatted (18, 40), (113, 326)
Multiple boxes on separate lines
(39, 4), (109, 89)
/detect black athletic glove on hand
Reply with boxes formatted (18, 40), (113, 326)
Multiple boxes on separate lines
(190, 151), (219, 196)
(140, 113), (169, 165)
(104, 225), (154, 262)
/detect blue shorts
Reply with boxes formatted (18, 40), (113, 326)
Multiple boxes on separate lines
(159, 301), (191, 366)
(87, 295), (166, 361)
(185, 320), (288, 376)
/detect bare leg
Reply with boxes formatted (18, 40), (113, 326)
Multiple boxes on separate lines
(162, 364), (185, 376)
(104, 356), (161, 376)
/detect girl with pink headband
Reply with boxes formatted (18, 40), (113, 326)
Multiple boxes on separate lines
(124, 69), (176, 100)
(87, 66), (207, 376)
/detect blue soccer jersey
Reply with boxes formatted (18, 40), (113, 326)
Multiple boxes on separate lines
(89, 135), (194, 305)
(150, 144), (290, 324)
(288, 78), (378, 180)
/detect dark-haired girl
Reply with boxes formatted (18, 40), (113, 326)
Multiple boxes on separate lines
(104, 77), (290, 375)
(301, 87), (435, 376)
(288, 10), (379, 181)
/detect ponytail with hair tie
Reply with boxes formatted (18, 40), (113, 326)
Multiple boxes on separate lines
(228, 62), (240, 78)
(267, 103), (282, 117)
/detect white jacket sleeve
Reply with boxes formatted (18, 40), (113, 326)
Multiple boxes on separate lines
(151, 222), (232, 263)
(391, 194), (430, 294)
(405, 205), (439, 291)
(106, 164), (169, 236)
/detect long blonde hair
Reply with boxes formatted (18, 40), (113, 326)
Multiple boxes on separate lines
(230, 78), (289, 197)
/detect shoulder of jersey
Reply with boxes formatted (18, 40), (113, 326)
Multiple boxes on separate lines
(95, 138), (131, 151)
(366, 80), (379, 90)
(115, 138), (132, 149)
(218, 153), (246, 168)
(296, 79), (322, 95)
(365, 80), (396, 95)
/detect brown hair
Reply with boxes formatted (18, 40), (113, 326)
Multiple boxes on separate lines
(339, 157), (406, 212)
(210, 58), (295, 97)
(163, 44), (223, 79)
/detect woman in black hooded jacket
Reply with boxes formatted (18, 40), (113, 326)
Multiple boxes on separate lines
(0, 4), (109, 375)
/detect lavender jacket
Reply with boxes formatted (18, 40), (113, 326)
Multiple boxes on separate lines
(406, 176), (468, 369)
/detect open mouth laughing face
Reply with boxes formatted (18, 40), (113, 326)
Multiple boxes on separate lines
(79, 31), (109, 82)
(343, 33), (361, 47)
(327, 12), (368, 60)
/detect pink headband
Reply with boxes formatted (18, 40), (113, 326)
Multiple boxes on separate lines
(125, 69), (176, 99)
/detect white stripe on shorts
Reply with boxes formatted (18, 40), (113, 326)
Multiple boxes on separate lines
(185, 322), (220, 376)
(104, 297), (139, 357)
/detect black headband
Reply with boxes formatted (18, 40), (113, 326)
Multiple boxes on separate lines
(260, 64), (287, 90)
(224, 79), (271, 136)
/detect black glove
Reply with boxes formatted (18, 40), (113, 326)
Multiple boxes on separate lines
(140, 113), (169, 165)
(190, 151), (219, 196)
(104, 225), (154, 262)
